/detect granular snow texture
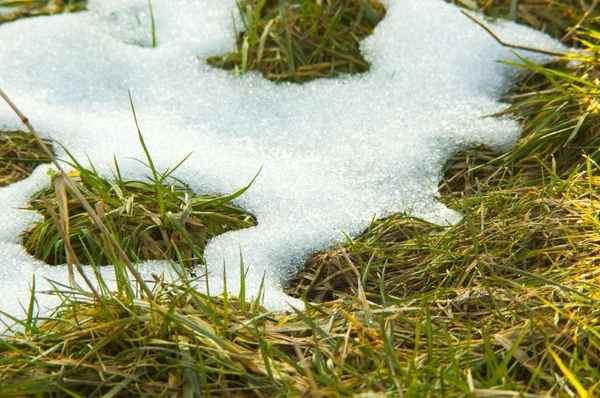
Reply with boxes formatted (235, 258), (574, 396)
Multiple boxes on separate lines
(0, 0), (564, 330)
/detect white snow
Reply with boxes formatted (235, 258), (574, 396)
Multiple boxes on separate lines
(0, 0), (564, 331)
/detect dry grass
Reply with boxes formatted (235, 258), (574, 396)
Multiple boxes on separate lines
(5, 164), (600, 395)
(451, 0), (600, 45)
(0, 131), (51, 187)
(0, 0), (85, 25)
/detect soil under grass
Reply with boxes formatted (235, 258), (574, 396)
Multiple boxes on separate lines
(2, 1), (600, 397)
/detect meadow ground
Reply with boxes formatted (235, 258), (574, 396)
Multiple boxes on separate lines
(1, 0), (600, 396)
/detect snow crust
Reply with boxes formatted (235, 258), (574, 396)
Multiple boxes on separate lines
(0, 0), (564, 330)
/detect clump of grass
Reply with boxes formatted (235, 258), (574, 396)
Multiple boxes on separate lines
(0, 0), (86, 25)
(0, 272), (306, 397)
(500, 28), (600, 172)
(21, 159), (257, 267)
(21, 96), (257, 268)
(0, 130), (52, 187)
(206, 0), (386, 83)
(449, 0), (600, 45)
(21, 140), (257, 268)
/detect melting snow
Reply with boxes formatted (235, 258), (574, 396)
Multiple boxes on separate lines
(0, 0), (564, 330)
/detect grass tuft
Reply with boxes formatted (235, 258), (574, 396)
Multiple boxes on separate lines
(449, 0), (600, 45)
(500, 29), (600, 172)
(19, 95), (258, 269)
(0, 273), (307, 397)
(0, 130), (52, 187)
(21, 151), (257, 267)
(206, 0), (386, 83)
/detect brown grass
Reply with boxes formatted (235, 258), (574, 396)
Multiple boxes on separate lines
(0, 131), (51, 187)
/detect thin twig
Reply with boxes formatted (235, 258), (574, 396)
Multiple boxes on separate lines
(560, 0), (599, 43)
(0, 87), (155, 301)
(461, 10), (566, 57)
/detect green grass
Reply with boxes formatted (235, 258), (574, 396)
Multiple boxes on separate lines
(5, 158), (600, 395)
(206, 0), (386, 83)
(2, 0), (600, 397)
(289, 157), (600, 396)
(0, 272), (290, 396)
(21, 155), (257, 267)
(500, 29), (600, 171)
(20, 103), (257, 268)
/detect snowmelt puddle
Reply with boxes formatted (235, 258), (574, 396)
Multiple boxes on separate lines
(0, 0), (564, 330)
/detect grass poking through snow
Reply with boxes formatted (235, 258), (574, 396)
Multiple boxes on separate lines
(2, 1), (600, 397)
(206, 0), (386, 83)
(0, 131), (52, 187)
(21, 153), (257, 267)
(20, 113), (257, 268)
